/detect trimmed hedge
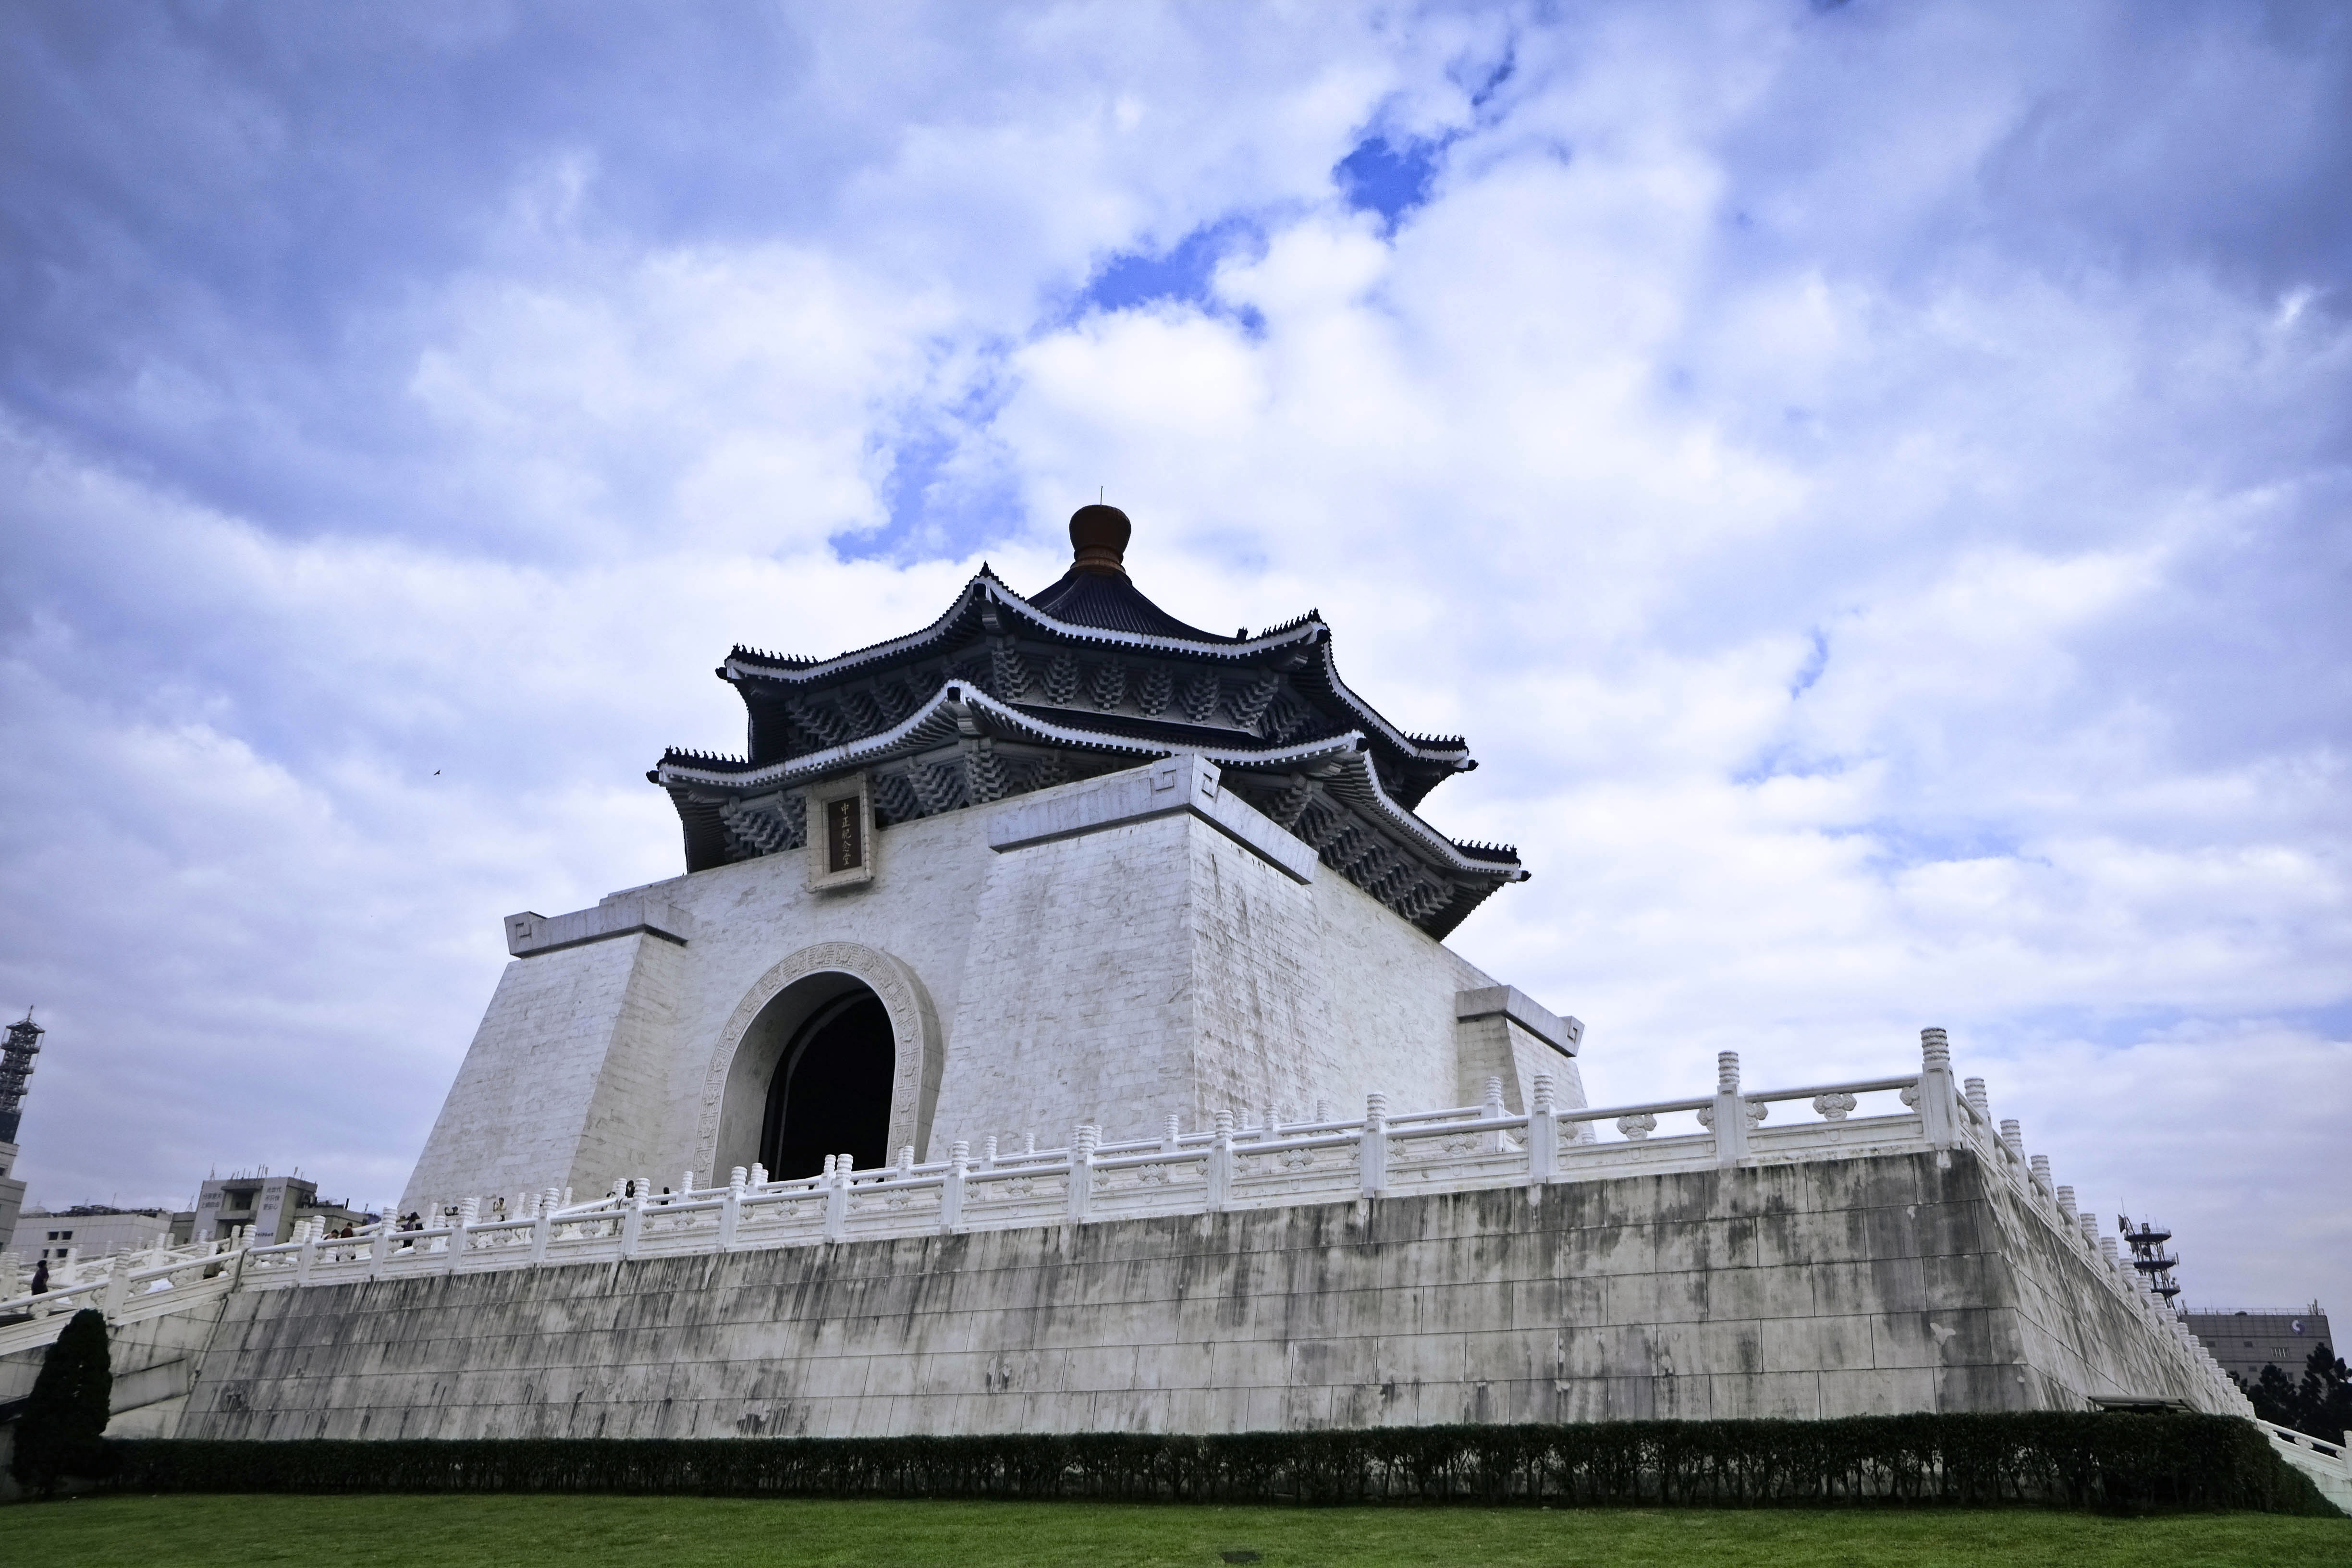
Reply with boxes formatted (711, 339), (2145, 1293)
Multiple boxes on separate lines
(105, 1413), (2335, 1514)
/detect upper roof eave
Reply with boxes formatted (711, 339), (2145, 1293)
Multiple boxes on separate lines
(1292, 637), (1472, 767)
(721, 572), (1474, 773)
(656, 682), (1520, 883)
(723, 572), (1331, 685)
(723, 570), (1004, 684)
(659, 681), (1363, 792)
(1305, 749), (1528, 882)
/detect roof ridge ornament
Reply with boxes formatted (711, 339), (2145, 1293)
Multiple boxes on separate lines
(1068, 503), (1131, 577)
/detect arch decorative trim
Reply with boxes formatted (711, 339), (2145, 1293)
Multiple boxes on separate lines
(695, 941), (943, 1177)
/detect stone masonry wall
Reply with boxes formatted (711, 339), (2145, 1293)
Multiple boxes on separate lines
(568, 931), (685, 1201)
(403, 933), (661, 1211)
(405, 761), (1548, 1209)
(181, 1148), (2222, 1443)
(934, 812), (1206, 1151)
(1180, 812), (1340, 1131)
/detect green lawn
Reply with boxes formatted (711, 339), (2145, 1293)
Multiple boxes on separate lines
(0, 1495), (2346, 1568)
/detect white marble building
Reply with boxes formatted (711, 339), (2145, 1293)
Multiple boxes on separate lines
(404, 508), (1585, 1214)
(0, 511), (2294, 1454)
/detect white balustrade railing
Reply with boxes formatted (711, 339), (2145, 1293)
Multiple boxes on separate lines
(0, 1029), (2247, 1420)
(245, 1039), (1956, 1292)
(0, 1234), (249, 1356)
(2254, 1419), (2352, 1511)
(2257, 1420), (2350, 1468)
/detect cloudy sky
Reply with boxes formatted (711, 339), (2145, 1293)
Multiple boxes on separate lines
(3, 2), (2346, 1313)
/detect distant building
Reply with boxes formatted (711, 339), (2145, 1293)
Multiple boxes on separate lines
(2185, 1303), (2336, 1385)
(18, 1205), (173, 1263)
(191, 1172), (373, 1245)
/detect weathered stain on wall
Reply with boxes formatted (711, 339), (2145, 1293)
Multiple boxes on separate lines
(182, 1149), (2225, 1442)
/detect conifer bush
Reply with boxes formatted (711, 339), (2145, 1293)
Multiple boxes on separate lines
(11, 1308), (114, 1497)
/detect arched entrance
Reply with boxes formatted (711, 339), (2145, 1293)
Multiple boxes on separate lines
(696, 942), (943, 1182)
(760, 990), (894, 1178)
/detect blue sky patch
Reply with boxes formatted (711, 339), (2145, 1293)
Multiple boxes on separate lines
(1789, 628), (1830, 696)
(1077, 217), (1265, 325)
(1731, 743), (1856, 787)
(1335, 134), (1450, 231)
(835, 386), (1029, 567)
(1464, 48), (1517, 110)
(1844, 821), (2033, 874)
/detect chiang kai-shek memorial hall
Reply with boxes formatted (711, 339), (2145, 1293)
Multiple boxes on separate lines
(403, 505), (1587, 1211)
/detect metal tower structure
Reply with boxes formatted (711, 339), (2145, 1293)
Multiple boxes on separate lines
(0, 1010), (41, 1143)
(2119, 1211), (2182, 1305)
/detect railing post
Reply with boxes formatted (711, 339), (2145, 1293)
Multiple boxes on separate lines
(369, 1218), (392, 1279)
(619, 1191), (643, 1260)
(721, 1166), (746, 1250)
(101, 1254), (132, 1320)
(943, 1140), (969, 1233)
(1208, 1111), (1234, 1213)
(1712, 1052), (1749, 1167)
(1068, 1124), (1098, 1224)
(1360, 1093), (1389, 1198)
(1917, 1028), (1958, 1148)
(1963, 1077), (1991, 1128)
(1528, 1074), (1556, 1185)
(448, 1200), (474, 1274)
(1482, 1076), (1506, 1152)
(530, 1199), (552, 1265)
(823, 1155), (849, 1242)
(295, 1220), (317, 1286)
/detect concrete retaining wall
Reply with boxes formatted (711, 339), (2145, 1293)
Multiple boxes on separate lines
(177, 1148), (2225, 1441)
(1, 1288), (233, 1442)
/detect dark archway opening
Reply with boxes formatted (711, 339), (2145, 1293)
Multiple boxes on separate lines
(760, 990), (894, 1179)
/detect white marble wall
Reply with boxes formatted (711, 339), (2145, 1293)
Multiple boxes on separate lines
(403, 759), (1582, 1213)
(404, 931), (677, 1211)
